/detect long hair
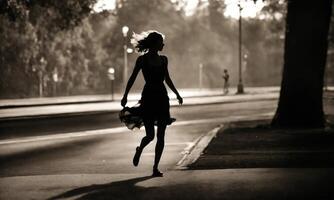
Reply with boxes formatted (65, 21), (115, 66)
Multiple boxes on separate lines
(131, 30), (165, 53)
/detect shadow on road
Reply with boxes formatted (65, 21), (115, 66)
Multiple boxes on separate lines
(0, 137), (105, 177)
(47, 176), (154, 200)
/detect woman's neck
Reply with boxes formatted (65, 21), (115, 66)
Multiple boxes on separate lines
(148, 50), (158, 56)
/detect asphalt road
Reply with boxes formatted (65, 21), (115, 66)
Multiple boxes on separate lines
(1, 99), (334, 179)
(0, 100), (280, 178)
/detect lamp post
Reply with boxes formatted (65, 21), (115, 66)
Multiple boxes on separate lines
(108, 67), (115, 101)
(52, 68), (58, 97)
(39, 57), (46, 97)
(237, 1), (244, 94)
(199, 63), (203, 90)
(122, 26), (129, 88)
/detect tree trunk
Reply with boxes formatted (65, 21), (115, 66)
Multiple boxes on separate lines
(272, 0), (333, 128)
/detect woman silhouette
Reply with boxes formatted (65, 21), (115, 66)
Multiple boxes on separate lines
(121, 31), (183, 177)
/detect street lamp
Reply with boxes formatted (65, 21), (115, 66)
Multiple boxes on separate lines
(52, 68), (58, 97)
(243, 53), (248, 72)
(237, 1), (244, 94)
(122, 25), (129, 88)
(108, 67), (115, 101)
(127, 48), (133, 54)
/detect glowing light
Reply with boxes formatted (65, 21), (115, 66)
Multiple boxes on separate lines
(122, 26), (129, 37)
(224, 0), (265, 19)
(108, 67), (115, 74)
(127, 48), (133, 53)
(93, 0), (116, 12)
(274, 12), (283, 20)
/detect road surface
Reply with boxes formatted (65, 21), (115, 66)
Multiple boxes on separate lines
(0, 100), (278, 177)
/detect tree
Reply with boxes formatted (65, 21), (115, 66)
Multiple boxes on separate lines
(271, 0), (333, 128)
(0, 0), (98, 98)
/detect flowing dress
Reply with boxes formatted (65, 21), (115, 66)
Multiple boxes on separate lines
(119, 54), (175, 130)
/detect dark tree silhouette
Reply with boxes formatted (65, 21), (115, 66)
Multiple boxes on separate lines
(272, 0), (333, 128)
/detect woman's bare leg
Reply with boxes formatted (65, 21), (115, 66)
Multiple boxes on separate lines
(140, 119), (155, 149)
(133, 119), (154, 166)
(153, 121), (167, 175)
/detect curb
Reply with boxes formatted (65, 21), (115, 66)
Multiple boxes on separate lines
(175, 125), (223, 170)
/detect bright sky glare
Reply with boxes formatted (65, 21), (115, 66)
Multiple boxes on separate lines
(182, 0), (200, 16)
(93, 0), (116, 13)
(171, 0), (208, 16)
(93, 0), (265, 19)
(92, 0), (205, 15)
(224, 0), (265, 19)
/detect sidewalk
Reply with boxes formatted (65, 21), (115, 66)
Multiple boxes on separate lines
(1, 86), (333, 109)
(188, 120), (334, 170)
(0, 87), (280, 108)
(0, 87), (280, 120)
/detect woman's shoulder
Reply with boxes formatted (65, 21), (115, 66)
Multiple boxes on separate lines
(159, 55), (168, 63)
(159, 55), (168, 59)
(136, 55), (145, 64)
(137, 55), (145, 60)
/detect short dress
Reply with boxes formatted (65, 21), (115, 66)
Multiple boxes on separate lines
(119, 54), (176, 130)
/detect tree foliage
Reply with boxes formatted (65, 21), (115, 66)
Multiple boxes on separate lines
(0, 0), (294, 98)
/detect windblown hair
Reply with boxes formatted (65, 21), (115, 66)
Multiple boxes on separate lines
(131, 30), (165, 53)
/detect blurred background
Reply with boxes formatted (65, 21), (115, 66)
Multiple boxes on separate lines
(0, 0), (333, 99)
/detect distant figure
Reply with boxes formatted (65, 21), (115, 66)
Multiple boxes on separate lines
(121, 31), (183, 177)
(222, 69), (230, 94)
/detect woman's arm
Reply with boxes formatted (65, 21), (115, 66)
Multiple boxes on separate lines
(121, 56), (142, 107)
(164, 57), (183, 105)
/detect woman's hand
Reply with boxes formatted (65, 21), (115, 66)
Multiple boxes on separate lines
(177, 95), (183, 105)
(121, 96), (127, 107)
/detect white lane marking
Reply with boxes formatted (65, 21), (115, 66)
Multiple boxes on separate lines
(173, 112), (274, 127)
(0, 127), (130, 145)
(0, 112), (274, 145)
